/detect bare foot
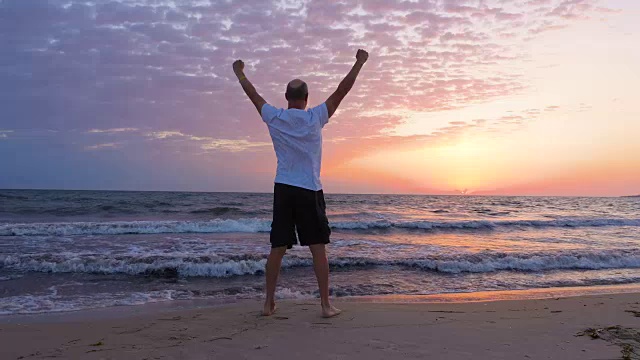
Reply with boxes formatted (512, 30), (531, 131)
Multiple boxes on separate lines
(321, 304), (342, 318)
(262, 301), (276, 316)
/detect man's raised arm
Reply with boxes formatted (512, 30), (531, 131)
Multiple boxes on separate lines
(325, 49), (368, 118)
(233, 60), (267, 115)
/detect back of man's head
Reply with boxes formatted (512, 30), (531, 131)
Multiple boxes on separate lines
(285, 79), (309, 102)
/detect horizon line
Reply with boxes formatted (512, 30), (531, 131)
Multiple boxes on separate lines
(0, 187), (636, 198)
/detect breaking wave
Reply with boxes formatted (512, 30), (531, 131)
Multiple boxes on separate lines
(2, 218), (639, 236)
(3, 250), (640, 277)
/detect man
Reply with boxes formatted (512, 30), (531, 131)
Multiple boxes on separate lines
(233, 49), (369, 318)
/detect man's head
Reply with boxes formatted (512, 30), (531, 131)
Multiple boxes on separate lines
(285, 79), (308, 109)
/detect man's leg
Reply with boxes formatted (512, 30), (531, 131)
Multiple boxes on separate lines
(263, 245), (287, 316)
(309, 244), (341, 318)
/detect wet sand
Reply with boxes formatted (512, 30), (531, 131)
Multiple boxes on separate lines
(2, 291), (640, 359)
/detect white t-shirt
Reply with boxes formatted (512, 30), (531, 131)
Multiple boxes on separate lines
(261, 103), (329, 191)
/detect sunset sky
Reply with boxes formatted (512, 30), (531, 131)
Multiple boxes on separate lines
(0, 0), (638, 196)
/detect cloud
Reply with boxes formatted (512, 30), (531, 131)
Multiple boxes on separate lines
(85, 142), (120, 150)
(87, 128), (139, 134)
(0, 0), (612, 190)
(145, 131), (186, 140)
(200, 139), (271, 152)
(321, 104), (560, 171)
(0, 0), (605, 137)
(145, 130), (270, 152)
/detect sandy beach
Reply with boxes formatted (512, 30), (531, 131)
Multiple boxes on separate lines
(2, 289), (639, 360)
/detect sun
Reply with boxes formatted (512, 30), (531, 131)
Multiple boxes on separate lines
(348, 136), (507, 193)
(425, 139), (500, 192)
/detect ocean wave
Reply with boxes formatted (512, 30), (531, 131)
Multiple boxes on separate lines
(332, 218), (640, 231)
(0, 219), (272, 236)
(0, 290), (181, 315)
(0, 193), (29, 200)
(6, 205), (141, 216)
(394, 251), (640, 273)
(189, 206), (244, 215)
(189, 206), (268, 216)
(0, 253), (309, 278)
(2, 217), (639, 236)
(0, 287), (312, 315)
(2, 201), (265, 217)
(3, 250), (640, 277)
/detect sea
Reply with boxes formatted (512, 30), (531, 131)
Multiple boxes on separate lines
(1, 189), (639, 315)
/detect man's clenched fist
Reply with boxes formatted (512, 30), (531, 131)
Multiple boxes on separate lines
(233, 60), (244, 76)
(356, 49), (368, 64)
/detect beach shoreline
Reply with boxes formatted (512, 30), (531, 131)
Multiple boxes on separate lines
(2, 286), (639, 359)
(3, 191), (639, 318)
(4, 283), (640, 324)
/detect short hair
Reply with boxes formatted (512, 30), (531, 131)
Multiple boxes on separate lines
(285, 79), (308, 101)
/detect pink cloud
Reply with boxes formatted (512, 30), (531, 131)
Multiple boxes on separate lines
(0, 0), (612, 191)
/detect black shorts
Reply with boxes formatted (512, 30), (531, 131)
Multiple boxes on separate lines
(270, 183), (331, 249)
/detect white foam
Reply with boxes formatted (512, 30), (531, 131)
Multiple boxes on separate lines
(398, 251), (640, 274)
(0, 286), (315, 315)
(0, 218), (272, 236)
(3, 250), (640, 277)
(0, 290), (182, 315)
(275, 287), (313, 300)
(0, 253), (313, 278)
(334, 218), (640, 231)
(2, 218), (638, 237)
(0, 275), (23, 281)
